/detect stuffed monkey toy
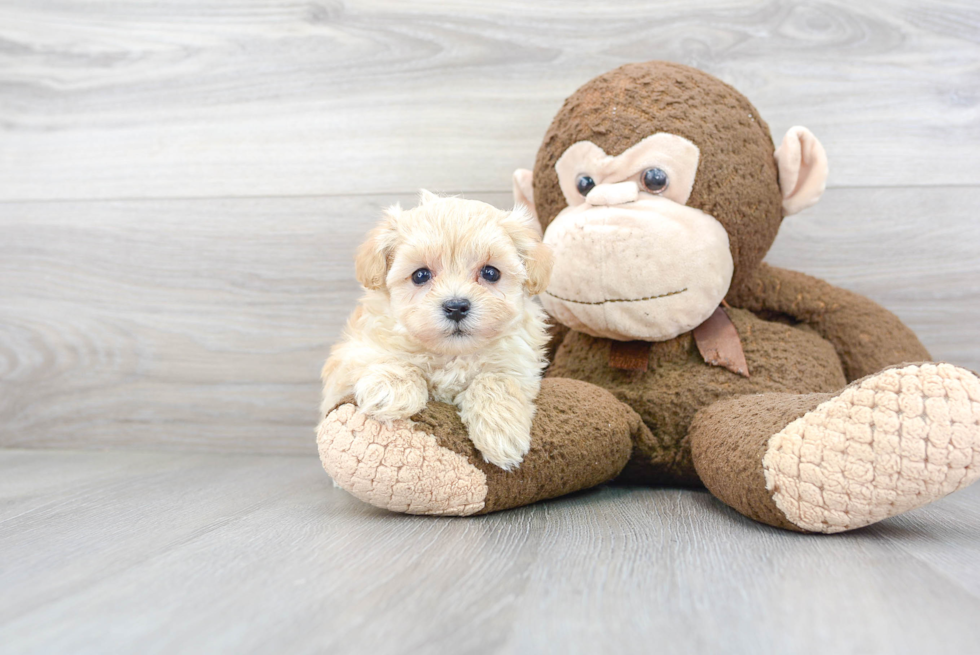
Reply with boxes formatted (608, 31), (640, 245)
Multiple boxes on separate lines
(317, 61), (980, 533)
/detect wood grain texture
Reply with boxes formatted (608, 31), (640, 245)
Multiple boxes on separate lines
(1, 448), (979, 655)
(2, 187), (978, 453)
(3, 4), (979, 652)
(1, 0), (979, 201)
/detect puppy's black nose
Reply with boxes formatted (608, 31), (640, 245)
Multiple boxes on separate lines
(442, 298), (470, 323)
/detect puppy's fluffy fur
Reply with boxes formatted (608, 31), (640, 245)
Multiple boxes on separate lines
(321, 191), (554, 470)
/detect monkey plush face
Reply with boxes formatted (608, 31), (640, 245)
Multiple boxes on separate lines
(513, 61), (828, 342)
(542, 133), (732, 340)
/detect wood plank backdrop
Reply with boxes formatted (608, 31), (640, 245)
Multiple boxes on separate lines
(1, 0), (979, 453)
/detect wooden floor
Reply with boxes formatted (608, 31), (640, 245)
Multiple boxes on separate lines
(2, 1), (980, 653)
(2, 448), (980, 655)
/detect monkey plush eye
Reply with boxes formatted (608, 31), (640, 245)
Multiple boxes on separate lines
(641, 167), (669, 193)
(480, 265), (501, 283)
(575, 175), (596, 196)
(411, 268), (432, 285)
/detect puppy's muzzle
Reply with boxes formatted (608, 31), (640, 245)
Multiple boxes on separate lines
(442, 298), (471, 323)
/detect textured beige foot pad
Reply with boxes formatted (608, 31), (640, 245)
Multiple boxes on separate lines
(764, 364), (980, 533)
(317, 404), (488, 516)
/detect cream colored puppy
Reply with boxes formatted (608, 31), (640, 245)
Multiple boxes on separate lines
(321, 191), (553, 470)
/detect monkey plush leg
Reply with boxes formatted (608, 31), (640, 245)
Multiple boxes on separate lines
(691, 363), (980, 533)
(316, 378), (636, 515)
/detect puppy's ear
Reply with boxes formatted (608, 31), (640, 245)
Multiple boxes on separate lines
(354, 206), (400, 290)
(504, 206), (553, 296)
(418, 189), (440, 206)
(523, 240), (554, 296)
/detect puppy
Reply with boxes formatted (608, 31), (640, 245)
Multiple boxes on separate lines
(321, 191), (554, 470)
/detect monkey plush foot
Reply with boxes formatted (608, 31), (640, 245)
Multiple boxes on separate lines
(764, 363), (980, 532)
(693, 363), (980, 533)
(317, 403), (488, 516)
(317, 378), (635, 516)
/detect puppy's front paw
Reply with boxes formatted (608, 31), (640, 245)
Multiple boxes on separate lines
(457, 374), (536, 471)
(354, 368), (428, 422)
(470, 424), (532, 471)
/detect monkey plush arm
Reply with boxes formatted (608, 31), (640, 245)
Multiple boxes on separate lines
(729, 263), (930, 382)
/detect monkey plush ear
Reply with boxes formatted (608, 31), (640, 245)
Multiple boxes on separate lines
(512, 169), (539, 228)
(354, 206), (400, 290)
(775, 126), (829, 216)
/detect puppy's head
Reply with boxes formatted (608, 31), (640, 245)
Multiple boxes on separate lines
(355, 190), (552, 355)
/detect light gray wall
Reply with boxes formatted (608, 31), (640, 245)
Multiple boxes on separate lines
(2, 0), (978, 453)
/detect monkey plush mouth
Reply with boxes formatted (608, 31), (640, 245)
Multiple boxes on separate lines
(544, 288), (687, 306)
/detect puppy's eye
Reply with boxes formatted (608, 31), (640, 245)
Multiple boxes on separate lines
(575, 175), (596, 197)
(411, 268), (432, 285)
(641, 167), (669, 194)
(480, 266), (500, 283)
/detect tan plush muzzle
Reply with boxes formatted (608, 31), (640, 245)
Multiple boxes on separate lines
(540, 199), (734, 342)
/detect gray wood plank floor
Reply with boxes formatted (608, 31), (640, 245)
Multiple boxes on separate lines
(2, 448), (979, 655)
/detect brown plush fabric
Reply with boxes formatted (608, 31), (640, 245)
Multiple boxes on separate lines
(410, 378), (635, 513)
(532, 61), (783, 295)
(324, 394), (355, 418)
(546, 307), (847, 485)
(608, 340), (652, 371)
(730, 263), (931, 381)
(689, 392), (833, 531)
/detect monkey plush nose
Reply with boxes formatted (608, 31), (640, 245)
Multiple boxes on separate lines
(586, 181), (639, 206)
(442, 298), (471, 322)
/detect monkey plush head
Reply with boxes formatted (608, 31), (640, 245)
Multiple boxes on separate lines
(513, 61), (828, 341)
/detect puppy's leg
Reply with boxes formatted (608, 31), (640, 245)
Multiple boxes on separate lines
(354, 363), (429, 422)
(456, 374), (535, 470)
(320, 377), (349, 418)
(320, 345), (355, 417)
